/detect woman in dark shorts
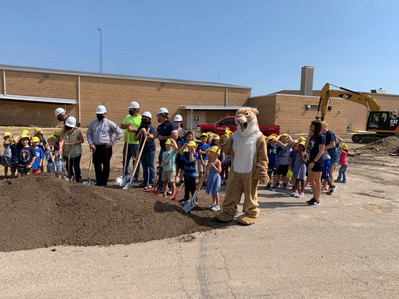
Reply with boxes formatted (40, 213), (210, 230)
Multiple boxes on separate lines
(305, 120), (326, 205)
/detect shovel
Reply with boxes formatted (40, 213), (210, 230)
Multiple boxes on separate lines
(61, 153), (70, 181)
(149, 173), (159, 195)
(117, 133), (130, 187)
(123, 129), (149, 189)
(170, 181), (184, 201)
(183, 163), (212, 213)
(83, 149), (94, 185)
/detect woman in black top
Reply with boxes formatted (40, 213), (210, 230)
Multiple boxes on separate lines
(305, 120), (326, 205)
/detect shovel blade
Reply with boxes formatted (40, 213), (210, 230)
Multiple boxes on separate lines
(123, 181), (134, 190)
(182, 201), (197, 213)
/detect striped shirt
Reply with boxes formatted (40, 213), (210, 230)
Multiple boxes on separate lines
(86, 118), (123, 145)
(183, 151), (198, 177)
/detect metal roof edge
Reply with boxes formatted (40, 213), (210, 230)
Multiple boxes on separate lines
(0, 64), (251, 90)
(0, 94), (77, 104)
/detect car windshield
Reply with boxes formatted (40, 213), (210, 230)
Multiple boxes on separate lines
(213, 117), (225, 124)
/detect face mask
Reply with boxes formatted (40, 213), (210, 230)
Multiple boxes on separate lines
(64, 125), (73, 131)
(97, 114), (104, 121)
(57, 116), (63, 121)
(142, 118), (151, 126)
(129, 110), (134, 116)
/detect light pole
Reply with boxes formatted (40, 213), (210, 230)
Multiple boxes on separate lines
(97, 27), (102, 73)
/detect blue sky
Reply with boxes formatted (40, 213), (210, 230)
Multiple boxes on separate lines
(1, 0), (398, 96)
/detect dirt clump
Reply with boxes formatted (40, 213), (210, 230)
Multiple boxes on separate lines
(355, 136), (399, 155)
(0, 173), (224, 252)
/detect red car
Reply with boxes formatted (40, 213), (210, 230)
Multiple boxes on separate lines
(195, 116), (280, 139)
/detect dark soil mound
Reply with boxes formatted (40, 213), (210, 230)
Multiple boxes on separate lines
(355, 136), (399, 155)
(0, 173), (225, 252)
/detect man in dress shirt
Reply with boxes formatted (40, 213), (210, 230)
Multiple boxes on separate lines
(86, 105), (123, 187)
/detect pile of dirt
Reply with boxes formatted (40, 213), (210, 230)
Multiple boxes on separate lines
(0, 173), (225, 252)
(355, 136), (399, 155)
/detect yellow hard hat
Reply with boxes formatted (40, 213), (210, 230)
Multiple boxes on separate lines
(20, 134), (30, 140)
(342, 144), (348, 150)
(21, 129), (30, 136)
(47, 135), (56, 141)
(31, 136), (40, 143)
(225, 128), (233, 135)
(298, 141), (306, 147)
(34, 127), (43, 134)
(298, 136), (306, 142)
(209, 146), (221, 155)
(200, 133), (208, 138)
(54, 131), (61, 137)
(187, 141), (197, 147)
(281, 133), (289, 137)
(4, 132), (12, 137)
(165, 138), (174, 145)
(268, 135), (277, 141)
(213, 134), (220, 140)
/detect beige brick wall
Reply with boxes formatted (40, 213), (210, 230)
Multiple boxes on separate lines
(247, 95), (277, 126)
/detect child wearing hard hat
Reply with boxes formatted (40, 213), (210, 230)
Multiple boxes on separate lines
(33, 128), (46, 172)
(336, 144), (349, 183)
(178, 140), (199, 203)
(271, 133), (293, 191)
(45, 135), (63, 179)
(291, 140), (308, 198)
(205, 146), (222, 211)
(264, 135), (279, 190)
(30, 137), (45, 174)
(2, 132), (13, 179)
(197, 133), (210, 185)
(161, 138), (178, 199)
(16, 134), (36, 177)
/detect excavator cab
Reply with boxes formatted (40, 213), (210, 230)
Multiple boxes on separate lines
(367, 111), (399, 133)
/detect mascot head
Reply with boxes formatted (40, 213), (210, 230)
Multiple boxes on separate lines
(235, 107), (260, 137)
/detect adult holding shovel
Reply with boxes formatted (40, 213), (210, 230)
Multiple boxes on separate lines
(134, 111), (156, 190)
(58, 116), (84, 182)
(87, 105), (123, 187)
(120, 101), (142, 185)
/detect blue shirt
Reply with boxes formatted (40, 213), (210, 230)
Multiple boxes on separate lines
(289, 151), (297, 169)
(157, 119), (178, 150)
(267, 144), (279, 167)
(32, 147), (45, 170)
(196, 143), (210, 161)
(183, 151), (198, 177)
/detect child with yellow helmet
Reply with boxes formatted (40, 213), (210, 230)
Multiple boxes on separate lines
(197, 133), (210, 184)
(205, 145), (222, 211)
(16, 134), (36, 177)
(178, 140), (199, 203)
(161, 138), (178, 199)
(30, 136), (45, 174)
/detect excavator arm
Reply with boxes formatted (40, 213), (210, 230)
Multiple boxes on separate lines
(317, 83), (382, 121)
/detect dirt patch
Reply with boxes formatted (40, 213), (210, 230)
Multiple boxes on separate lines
(0, 173), (225, 252)
(354, 136), (399, 155)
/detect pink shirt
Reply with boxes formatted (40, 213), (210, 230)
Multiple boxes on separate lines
(339, 151), (348, 165)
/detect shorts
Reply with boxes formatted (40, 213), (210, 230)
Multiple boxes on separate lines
(31, 169), (40, 174)
(17, 165), (31, 174)
(277, 164), (289, 176)
(267, 165), (277, 175)
(197, 160), (208, 173)
(321, 159), (331, 179)
(48, 160), (64, 174)
(311, 161), (324, 172)
(162, 170), (176, 183)
(1, 156), (11, 167)
(176, 157), (185, 170)
(328, 149), (339, 165)
(10, 161), (18, 171)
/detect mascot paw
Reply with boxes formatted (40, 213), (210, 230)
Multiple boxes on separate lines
(237, 214), (257, 225)
(216, 212), (235, 222)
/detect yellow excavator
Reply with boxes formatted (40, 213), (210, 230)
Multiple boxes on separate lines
(317, 83), (399, 143)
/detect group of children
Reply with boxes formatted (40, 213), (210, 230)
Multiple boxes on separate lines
(1, 129), (64, 179)
(158, 131), (230, 212)
(265, 133), (349, 198)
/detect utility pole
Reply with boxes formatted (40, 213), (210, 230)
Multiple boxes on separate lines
(97, 27), (102, 73)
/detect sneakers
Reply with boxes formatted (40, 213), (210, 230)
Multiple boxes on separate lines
(327, 185), (337, 195)
(211, 205), (220, 211)
(307, 198), (320, 205)
(290, 190), (298, 197)
(295, 192), (304, 198)
(167, 191), (173, 196)
(270, 185), (277, 191)
(179, 197), (189, 203)
(282, 183), (289, 190)
(306, 197), (315, 204)
(334, 179), (341, 183)
(208, 204), (215, 209)
(342, 180), (346, 183)
(264, 183), (271, 190)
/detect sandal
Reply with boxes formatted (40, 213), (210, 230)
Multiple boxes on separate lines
(144, 185), (153, 191)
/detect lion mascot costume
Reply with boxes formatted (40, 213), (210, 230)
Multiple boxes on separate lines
(217, 107), (269, 225)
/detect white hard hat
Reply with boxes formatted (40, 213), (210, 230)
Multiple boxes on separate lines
(55, 108), (66, 117)
(174, 114), (183, 122)
(96, 105), (107, 114)
(65, 116), (77, 128)
(142, 111), (152, 119)
(128, 101), (140, 109)
(157, 107), (169, 115)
